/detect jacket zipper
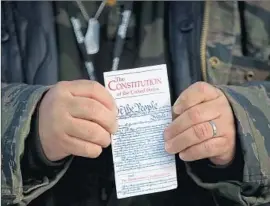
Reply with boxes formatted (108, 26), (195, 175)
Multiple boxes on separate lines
(200, 1), (210, 82)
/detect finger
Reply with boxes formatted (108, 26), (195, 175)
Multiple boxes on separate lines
(69, 96), (118, 133)
(63, 134), (102, 158)
(165, 118), (225, 154)
(164, 97), (222, 140)
(178, 137), (228, 162)
(65, 117), (111, 148)
(173, 82), (222, 115)
(68, 80), (117, 112)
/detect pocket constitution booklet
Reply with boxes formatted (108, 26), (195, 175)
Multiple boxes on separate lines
(104, 64), (177, 199)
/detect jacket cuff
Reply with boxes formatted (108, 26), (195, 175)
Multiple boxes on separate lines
(186, 135), (244, 183)
(218, 85), (270, 183)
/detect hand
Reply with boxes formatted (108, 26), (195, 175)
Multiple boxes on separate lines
(164, 82), (236, 166)
(38, 80), (118, 161)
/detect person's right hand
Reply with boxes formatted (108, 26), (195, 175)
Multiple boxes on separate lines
(38, 80), (118, 162)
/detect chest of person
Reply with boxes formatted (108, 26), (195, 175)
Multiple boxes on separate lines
(2, 1), (270, 89)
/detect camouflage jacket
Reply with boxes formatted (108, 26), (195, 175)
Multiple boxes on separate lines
(1, 1), (270, 206)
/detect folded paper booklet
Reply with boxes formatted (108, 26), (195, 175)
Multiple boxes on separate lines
(103, 64), (177, 199)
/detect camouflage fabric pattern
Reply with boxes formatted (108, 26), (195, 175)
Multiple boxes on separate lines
(1, 1), (270, 206)
(1, 83), (71, 205)
(1, 83), (48, 204)
(205, 1), (270, 85)
(221, 83), (270, 204)
(188, 2), (270, 204)
(187, 83), (270, 205)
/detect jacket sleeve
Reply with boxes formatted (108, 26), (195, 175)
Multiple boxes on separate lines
(1, 83), (71, 205)
(186, 81), (270, 206)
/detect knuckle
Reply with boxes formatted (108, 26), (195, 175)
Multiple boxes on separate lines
(216, 87), (225, 96)
(88, 102), (98, 116)
(193, 123), (211, 140)
(217, 94), (227, 106)
(188, 107), (201, 123)
(55, 81), (70, 92)
(87, 125), (95, 138)
(88, 80), (100, 91)
(87, 124), (100, 141)
(195, 81), (208, 93)
(87, 123), (111, 147)
(52, 81), (72, 101)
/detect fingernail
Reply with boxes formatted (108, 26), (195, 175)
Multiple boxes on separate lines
(173, 104), (182, 114)
(115, 106), (119, 115)
(163, 128), (170, 140)
(179, 152), (186, 160)
(165, 142), (171, 152)
(112, 122), (119, 134)
(173, 98), (180, 106)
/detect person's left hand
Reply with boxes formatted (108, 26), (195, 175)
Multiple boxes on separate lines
(164, 82), (236, 166)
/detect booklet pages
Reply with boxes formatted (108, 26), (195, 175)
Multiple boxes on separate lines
(104, 64), (177, 199)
